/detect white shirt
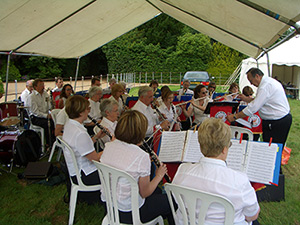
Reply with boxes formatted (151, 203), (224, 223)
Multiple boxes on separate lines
(178, 88), (194, 96)
(20, 88), (31, 107)
(158, 102), (176, 123)
(29, 90), (51, 118)
(56, 107), (69, 125)
(173, 157), (260, 225)
(188, 97), (209, 124)
(100, 139), (151, 211)
(84, 99), (101, 124)
(132, 100), (159, 137)
(63, 119), (96, 176)
(109, 95), (124, 114)
(243, 76), (290, 120)
(94, 117), (117, 144)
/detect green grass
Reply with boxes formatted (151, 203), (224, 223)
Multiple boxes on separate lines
(0, 97), (299, 224)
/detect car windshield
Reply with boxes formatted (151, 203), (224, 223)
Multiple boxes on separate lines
(185, 72), (209, 79)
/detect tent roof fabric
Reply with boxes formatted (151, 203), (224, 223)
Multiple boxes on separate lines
(1, 0), (300, 59)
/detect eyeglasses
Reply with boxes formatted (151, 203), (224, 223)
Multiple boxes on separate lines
(66, 88), (72, 91)
(201, 91), (208, 94)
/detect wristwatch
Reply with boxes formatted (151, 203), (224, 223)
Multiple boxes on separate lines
(233, 115), (237, 120)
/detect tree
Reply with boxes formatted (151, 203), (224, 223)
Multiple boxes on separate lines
(207, 42), (246, 79)
(166, 33), (212, 72)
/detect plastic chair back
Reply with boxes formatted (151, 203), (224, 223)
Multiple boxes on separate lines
(230, 126), (254, 141)
(164, 183), (235, 225)
(93, 161), (163, 225)
(57, 136), (101, 225)
(51, 109), (61, 126)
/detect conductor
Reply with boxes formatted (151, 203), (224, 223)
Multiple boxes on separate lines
(227, 68), (292, 145)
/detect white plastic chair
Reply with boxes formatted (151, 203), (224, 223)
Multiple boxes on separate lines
(93, 161), (164, 225)
(26, 110), (45, 153)
(93, 126), (105, 152)
(48, 109), (62, 162)
(57, 136), (101, 225)
(230, 126), (254, 141)
(164, 183), (235, 225)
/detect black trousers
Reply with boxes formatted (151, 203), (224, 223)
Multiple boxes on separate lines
(71, 170), (104, 205)
(31, 115), (55, 146)
(262, 113), (292, 146)
(119, 187), (176, 225)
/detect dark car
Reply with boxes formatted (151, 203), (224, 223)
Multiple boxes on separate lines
(180, 71), (210, 90)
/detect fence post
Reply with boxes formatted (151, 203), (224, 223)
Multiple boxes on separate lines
(145, 72), (147, 84)
(152, 72), (154, 80)
(160, 72), (163, 84)
(179, 72), (182, 84)
(82, 76), (84, 91)
(219, 73), (221, 85)
(14, 80), (18, 100)
(70, 77), (72, 86)
(139, 72), (141, 85)
(170, 72), (172, 84)
(100, 75), (103, 86)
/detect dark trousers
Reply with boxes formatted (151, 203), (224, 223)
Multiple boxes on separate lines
(262, 113), (292, 146)
(31, 115), (55, 146)
(119, 187), (176, 225)
(71, 170), (104, 205)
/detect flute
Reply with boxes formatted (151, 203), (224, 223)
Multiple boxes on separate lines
(142, 140), (171, 183)
(174, 96), (208, 107)
(87, 115), (113, 139)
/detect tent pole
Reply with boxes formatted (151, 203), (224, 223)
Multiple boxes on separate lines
(263, 49), (271, 77)
(74, 57), (81, 92)
(4, 51), (13, 102)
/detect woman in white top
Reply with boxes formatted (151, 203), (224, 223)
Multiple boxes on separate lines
(94, 99), (119, 147)
(63, 95), (107, 204)
(109, 83), (127, 114)
(84, 86), (102, 135)
(58, 84), (73, 109)
(182, 84), (209, 126)
(100, 110), (175, 224)
(158, 89), (180, 131)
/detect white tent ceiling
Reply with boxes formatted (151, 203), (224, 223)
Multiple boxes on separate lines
(1, 0), (300, 59)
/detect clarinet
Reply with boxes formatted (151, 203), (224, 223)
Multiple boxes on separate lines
(151, 102), (166, 121)
(142, 140), (171, 183)
(120, 95), (127, 111)
(87, 115), (112, 139)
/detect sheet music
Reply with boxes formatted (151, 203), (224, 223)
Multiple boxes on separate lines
(158, 131), (186, 162)
(182, 131), (203, 162)
(226, 139), (247, 172)
(245, 142), (277, 184)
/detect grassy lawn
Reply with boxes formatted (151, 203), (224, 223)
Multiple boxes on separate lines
(0, 93), (299, 224)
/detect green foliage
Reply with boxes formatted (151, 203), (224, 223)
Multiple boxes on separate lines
(0, 61), (21, 81)
(166, 33), (212, 72)
(207, 42), (246, 79)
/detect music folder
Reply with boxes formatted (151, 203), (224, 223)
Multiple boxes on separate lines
(204, 101), (239, 114)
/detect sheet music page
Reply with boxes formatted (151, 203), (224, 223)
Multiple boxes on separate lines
(158, 131), (186, 162)
(226, 139), (247, 172)
(182, 130), (203, 162)
(245, 142), (277, 184)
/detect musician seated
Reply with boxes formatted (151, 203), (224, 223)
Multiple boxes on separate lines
(225, 82), (239, 101)
(181, 84), (209, 126)
(57, 84), (74, 109)
(63, 95), (107, 205)
(94, 99), (119, 147)
(29, 78), (55, 147)
(132, 86), (170, 138)
(172, 118), (260, 224)
(149, 80), (161, 98)
(155, 85), (171, 107)
(177, 79), (194, 96)
(103, 78), (116, 95)
(109, 83), (127, 114)
(20, 79), (34, 107)
(239, 86), (254, 105)
(100, 110), (175, 224)
(84, 86), (102, 135)
(158, 89), (180, 131)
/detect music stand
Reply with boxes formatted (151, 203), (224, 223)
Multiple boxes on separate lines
(204, 102), (239, 124)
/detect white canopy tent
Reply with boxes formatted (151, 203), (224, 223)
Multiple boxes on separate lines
(1, 0), (300, 59)
(1, 0), (300, 100)
(239, 35), (300, 97)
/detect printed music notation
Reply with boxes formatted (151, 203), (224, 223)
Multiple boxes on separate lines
(158, 130), (203, 163)
(227, 140), (280, 185)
